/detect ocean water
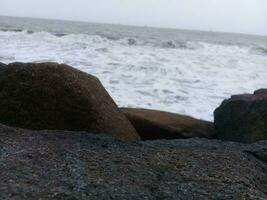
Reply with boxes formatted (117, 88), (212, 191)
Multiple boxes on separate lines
(0, 16), (267, 121)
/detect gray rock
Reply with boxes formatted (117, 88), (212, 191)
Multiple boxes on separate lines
(214, 89), (267, 143)
(0, 124), (267, 199)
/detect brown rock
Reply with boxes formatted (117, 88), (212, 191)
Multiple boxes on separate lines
(0, 62), (140, 141)
(121, 107), (215, 140)
(214, 89), (267, 143)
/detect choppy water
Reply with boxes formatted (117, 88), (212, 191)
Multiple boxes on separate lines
(0, 16), (267, 121)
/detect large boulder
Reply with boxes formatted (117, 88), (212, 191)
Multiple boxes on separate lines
(0, 124), (267, 199)
(214, 89), (267, 143)
(0, 62), (140, 141)
(121, 108), (215, 140)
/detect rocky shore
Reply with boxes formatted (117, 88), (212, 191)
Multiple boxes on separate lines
(0, 62), (267, 199)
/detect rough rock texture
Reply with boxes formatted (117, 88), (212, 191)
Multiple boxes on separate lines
(214, 89), (267, 143)
(0, 62), (140, 141)
(0, 124), (267, 199)
(121, 108), (215, 140)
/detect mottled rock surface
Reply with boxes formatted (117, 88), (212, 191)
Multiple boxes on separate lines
(1, 124), (267, 199)
(0, 62), (139, 141)
(122, 108), (215, 140)
(214, 89), (267, 143)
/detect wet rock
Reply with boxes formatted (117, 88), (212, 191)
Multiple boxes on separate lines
(0, 62), (140, 141)
(0, 124), (266, 199)
(214, 89), (267, 143)
(121, 108), (216, 140)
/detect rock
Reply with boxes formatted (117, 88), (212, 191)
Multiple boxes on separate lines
(254, 89), (267, 95)
(0, 62), (140, 141)
(0, 124), (267, 199)
(121, 108), (216, 140)
(0, 62), (7, 68)
(214, 89), (267, 143)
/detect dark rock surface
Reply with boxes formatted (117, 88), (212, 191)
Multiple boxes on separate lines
(0, 62), (139, 141)
(121, 108), (216, 140)
(255, 89), (267, 95)
(0, 62), (6, 67)
(214, 89), (267, 143)
(1, 124), (267, 199)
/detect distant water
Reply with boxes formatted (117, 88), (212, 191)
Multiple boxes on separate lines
(0, 16), (267, 121)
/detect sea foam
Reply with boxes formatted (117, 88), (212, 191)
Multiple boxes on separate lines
(0, 28), (266, 121)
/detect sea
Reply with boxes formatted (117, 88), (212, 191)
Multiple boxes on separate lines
(0, 16), (266, 121)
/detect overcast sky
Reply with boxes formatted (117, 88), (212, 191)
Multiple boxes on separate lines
(0, 0), (267, 35)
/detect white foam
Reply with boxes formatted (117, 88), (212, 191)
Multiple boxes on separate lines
(0, 30), (266, 121)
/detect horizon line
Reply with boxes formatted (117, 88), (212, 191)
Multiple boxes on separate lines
(1, 14), (267, 37)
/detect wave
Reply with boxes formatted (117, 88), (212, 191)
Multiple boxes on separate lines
(160, 40), (204, 50)
(0, 28), (24, 32)
(1, 29), (265, 53)
(116, 37), (205, 50)
(1, 26), (266, 121)
(251, 46), (267, 55)
(53, 33), (66, 37)
(0, 28), (34, 34)
(0, 28), (204, 50)
(0, 28), (67, 36)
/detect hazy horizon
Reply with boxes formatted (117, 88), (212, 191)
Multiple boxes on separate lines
(0, 0), (267, 36)
(1, 14), (267, 38)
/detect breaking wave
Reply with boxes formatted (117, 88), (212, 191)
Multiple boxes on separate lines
(251, 46), (267, 55)
(2, 29), (266, 53)
(0, 28), (266, 121)
(0, 29), (206, 50)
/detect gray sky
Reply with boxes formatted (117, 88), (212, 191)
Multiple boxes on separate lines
(1, 0), (267, 35)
